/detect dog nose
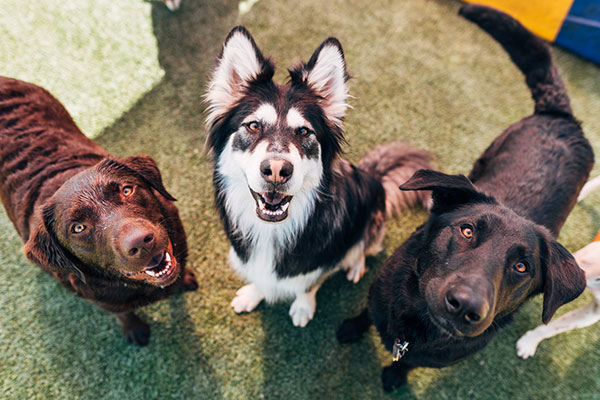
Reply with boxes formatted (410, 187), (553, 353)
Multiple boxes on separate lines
(121, 227), (155, 258)
(444, 286), (490, 324)
(260, 158), (293, 184)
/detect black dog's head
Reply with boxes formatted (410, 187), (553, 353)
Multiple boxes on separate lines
(24, 155), (182, 287)
(401, 169), (586, 337)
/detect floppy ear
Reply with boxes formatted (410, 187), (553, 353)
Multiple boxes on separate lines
(400, 169), (494, 214)
(205, 26), (274, 127)
(289, 37), (349, 126)
(24, 204), (87, 283)
(118, 155), (176, 201)
(540, 239), (586, 323)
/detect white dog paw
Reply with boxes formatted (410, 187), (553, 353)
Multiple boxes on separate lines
(289, 294), (316, 327)
(346, 261), (366, 284)
(231, 284), (264, 313)
(516, 332), (540, 359)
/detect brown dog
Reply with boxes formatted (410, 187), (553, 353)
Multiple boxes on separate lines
(0, 77), (198, 345)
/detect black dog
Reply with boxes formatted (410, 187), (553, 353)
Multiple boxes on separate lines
(0, 77), (198, 345)
(337, 4), (594, 391)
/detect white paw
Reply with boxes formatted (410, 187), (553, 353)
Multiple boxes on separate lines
(346, 261), (366, 284)
(516, 332), (540, 359)
(231, 284), (264, 314)
(289, 295), (316, 327)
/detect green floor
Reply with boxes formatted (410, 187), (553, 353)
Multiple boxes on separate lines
(1, 0), (599, 398)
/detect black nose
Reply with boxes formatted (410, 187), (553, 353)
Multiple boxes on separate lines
(122, 227), (155, 258)
(260, 158), (293, 184)
(444, 286), (490, 324)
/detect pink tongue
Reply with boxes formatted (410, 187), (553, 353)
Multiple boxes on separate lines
(262, 192), (285, 205)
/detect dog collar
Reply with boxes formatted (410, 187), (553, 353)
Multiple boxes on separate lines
(392, 338), (409, 361)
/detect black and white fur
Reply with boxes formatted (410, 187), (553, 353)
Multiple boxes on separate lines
(205, 27), (432, 326)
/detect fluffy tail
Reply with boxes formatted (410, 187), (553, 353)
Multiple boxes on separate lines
(358, 143), (433, 218)
(459, 4), (572, 116)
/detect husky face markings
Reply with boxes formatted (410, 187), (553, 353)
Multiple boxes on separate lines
(205, 26), (432, 327)
(223, 100), (323, 223)
(207, 27), (345, 227)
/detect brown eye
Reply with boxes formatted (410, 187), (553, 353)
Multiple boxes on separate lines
(461, 225), (474, 238)
(246, 121), (260, 132)
(122, 186), (134, 196)
(514, 262), (528, 273)
(72, 224), (86, 234)
(297, 127), (310, 137)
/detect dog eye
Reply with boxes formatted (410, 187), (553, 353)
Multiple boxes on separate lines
(122, 186), (134, 196)
(72, 223), (86, 234)
(297, 127), (311, 137)
(245, 121), (261, 133)
(460, 225), (474, 238)
(514, 262), (528, 273)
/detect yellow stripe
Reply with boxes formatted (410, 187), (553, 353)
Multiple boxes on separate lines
(464, 0), (574, 41)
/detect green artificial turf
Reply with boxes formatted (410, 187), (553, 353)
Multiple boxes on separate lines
(1, 0), (599, 398)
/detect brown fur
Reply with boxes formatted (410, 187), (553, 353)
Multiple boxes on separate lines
(0, 77), (198, 346)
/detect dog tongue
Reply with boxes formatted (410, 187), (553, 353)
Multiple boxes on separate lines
(263, 191), (285, 205)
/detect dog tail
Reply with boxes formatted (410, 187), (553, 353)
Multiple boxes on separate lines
(459, 4), (573, 116)
(358, 143), (433, 218)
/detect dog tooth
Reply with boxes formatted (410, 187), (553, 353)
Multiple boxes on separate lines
(165, 252), (171, 262)
(281, 203), (289, 212)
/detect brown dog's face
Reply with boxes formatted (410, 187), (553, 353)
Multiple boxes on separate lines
(401, 170), (586, 338)
(25, 156), (182, 287)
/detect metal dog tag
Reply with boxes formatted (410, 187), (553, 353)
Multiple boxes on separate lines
(392, 338), (409, 361)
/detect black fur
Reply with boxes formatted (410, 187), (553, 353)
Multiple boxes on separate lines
(338, 4), (593, 391)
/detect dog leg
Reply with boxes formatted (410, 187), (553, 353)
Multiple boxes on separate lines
(381, 362), (410, 392)
(516, 300), (600, 359)
(341, 241), (367, 283)
(116, 311), (150, 346)
(346, 257), (367, 284)
(337, 308), (372, 343)
(231, 283), (265, 313)
(181, 267), (199, 291)
(289, 284), (319, 327)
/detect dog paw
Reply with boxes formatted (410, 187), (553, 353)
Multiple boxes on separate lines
(121, 315), (151, 346)
(231, 284), (264, 313)
(182, 268), (199, 291)
(346, 262), (366, 284)
(337, 318), (366, 344)
(381, 364), (407, 392)
(289, 294), (316, 327)
(516, 332), (540, 359)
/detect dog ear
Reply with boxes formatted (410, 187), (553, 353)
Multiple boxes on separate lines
(540, 238), (586, 323)
(400, 169), (494, 213)
(24, 203), (87, 283)
(118, 155), (176, 201)
(289, 37), (349, 126)
(205, 26), (275, 127)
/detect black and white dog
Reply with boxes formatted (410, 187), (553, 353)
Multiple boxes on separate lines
(204, 27), (432, 326)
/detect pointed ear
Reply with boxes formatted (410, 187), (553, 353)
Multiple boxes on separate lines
(206, 26), (274, 126)
(290, 37), (349, 126)
(24, 204), (87, 283)
(540, 238), (586, 323)
(115, 155), (176, 201)
(400, 169), (494, 213)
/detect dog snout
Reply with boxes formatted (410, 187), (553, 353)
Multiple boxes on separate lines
(444, 286), (490, 325)
(260, 158), (293, 184)
(120, 225), (156, 259)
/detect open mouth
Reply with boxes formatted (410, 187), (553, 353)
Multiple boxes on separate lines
(250, 188), (293, 222)
(124, 241), (179, 286)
